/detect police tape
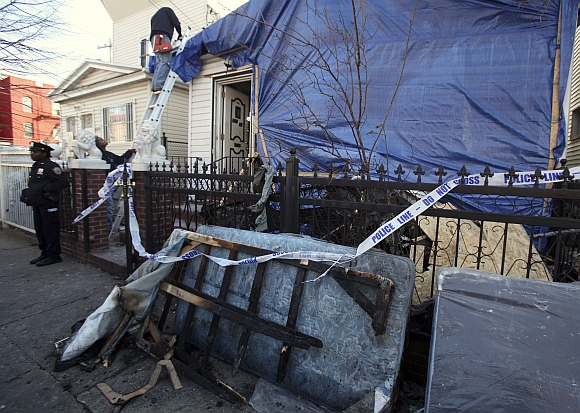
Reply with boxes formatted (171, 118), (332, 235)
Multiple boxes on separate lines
(73, 164), (580, 271)
(357, 166), (580, 256)
(72, 165), (131, 225)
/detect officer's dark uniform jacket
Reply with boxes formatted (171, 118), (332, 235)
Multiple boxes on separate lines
(28, 159), (68, 208)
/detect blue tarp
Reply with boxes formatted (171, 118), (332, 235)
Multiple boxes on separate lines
(171, 0), (576, 181)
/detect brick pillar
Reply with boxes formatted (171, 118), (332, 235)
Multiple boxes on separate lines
(70, 165), (110, 253)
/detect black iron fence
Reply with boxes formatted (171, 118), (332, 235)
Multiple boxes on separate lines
(144, 153), (580, 305)
(161, 134), (189, 166)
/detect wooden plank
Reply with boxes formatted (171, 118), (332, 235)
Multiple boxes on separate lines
(276, 267), (307, 383)
(160, 281), (323, 349)
(177, 243), (213, 351)
(200, 249), (238, 365)
(232, 262), (267, 375)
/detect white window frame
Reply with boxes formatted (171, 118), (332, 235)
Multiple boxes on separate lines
(23, 122), (33, 138)
(22, 96), (32, 113)
(571, 107), (580, 140)
(102, 101), (135, 143)
(80, 112), (94, 130)
(66, 116), (77, 134)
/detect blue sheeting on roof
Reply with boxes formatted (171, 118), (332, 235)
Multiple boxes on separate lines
(171, 0), (575, 181)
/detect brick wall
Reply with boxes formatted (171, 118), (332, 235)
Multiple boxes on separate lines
(59, 167), (123, 274)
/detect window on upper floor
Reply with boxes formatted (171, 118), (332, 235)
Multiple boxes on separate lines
(102, 102), (134, 143)
(22, 96), (32, 113)
(23, 123), (33, 138)
(140, 38), (150, 68)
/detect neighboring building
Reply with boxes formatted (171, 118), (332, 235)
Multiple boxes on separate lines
(566, 9), (580, 167)
(0, 74), (60, 147)
(48, 60), (188, 156)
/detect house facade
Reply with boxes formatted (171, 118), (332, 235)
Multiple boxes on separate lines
(566, 13), (580, 167)
(48, 0), (220, 156)
(0, 75), (60, 147)
(180, 0), (575, 177)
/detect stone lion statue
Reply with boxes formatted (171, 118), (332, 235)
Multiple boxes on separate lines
(134, 122), (166, 160)
(71, 130), (101, 159)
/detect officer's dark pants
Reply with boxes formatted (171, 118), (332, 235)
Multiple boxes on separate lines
(33, 206), (61, 259)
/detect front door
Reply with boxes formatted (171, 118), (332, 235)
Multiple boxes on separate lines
(220, 85), (249, 172)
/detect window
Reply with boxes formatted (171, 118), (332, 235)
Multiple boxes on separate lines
(66, 116), (77, 133)
(24, 123), (33, 138)
(22, 97), (32, 113)
(52, 103), (60, 117)
(140, 38), (150, 68)
(572, 108), (580, 140)
(81, 113), (93, 129)
(102, 102), (134, 143)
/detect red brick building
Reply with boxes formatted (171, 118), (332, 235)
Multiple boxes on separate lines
(0, 75), (60, 147)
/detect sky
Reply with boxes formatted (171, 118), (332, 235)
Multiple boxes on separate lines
(39, 0), (113, 86)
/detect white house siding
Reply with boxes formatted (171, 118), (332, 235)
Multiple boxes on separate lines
(567, 25), (580, 167)
(58, 82), (145, 143)
(101, 0), (151, 22)
(158, 83), (189, 144)
(72, 69), (132, 90)
(189, 57), (227, 162)
(111, 1), (208, 68)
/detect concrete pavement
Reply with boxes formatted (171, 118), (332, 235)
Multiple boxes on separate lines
(0, 228), (259, 413)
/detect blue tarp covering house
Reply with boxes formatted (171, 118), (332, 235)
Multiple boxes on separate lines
(171, 0), (575, 180)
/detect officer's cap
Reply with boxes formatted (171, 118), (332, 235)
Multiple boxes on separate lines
(29, 141), (53, 152)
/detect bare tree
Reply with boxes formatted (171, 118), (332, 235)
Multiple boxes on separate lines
(0, 0), (66, 80)
(230, 0), (418, 177)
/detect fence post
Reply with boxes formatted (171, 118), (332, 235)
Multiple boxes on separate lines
(144, 171), (153, 253)
(81, 169), (90, 253)
(282, 149), (300, 234)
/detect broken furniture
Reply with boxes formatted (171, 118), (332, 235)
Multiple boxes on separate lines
(155, 226), (414, 412)
(426, 268), (580, 412)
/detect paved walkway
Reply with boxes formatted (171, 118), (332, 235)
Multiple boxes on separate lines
(0, 228), (258, 413)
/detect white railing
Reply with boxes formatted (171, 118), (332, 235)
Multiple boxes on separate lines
(0, 147), (34, 233)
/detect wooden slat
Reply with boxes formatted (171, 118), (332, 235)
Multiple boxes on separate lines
(177, 243), (213, 351)
(160, 281), (323, 349)
(276, 267), (307, 383)
(200, 249), (238, 365)
(232, 262), (268, 375)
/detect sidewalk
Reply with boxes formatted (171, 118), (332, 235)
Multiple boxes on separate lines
(0, 228), (258, 413)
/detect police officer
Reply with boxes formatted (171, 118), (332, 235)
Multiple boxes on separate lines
(26, 142), (68, 266)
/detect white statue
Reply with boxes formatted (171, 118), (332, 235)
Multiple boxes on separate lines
(71, 130), (101, 159)
(134, 122), (166, 160)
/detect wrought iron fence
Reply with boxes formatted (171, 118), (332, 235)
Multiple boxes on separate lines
(145, 154), (580, 305)
(164, 139), (188, 165)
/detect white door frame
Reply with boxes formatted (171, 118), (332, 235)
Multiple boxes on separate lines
(212, 71), (254, 163)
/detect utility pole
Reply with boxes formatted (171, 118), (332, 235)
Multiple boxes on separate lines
(98, 39), (112, 62)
